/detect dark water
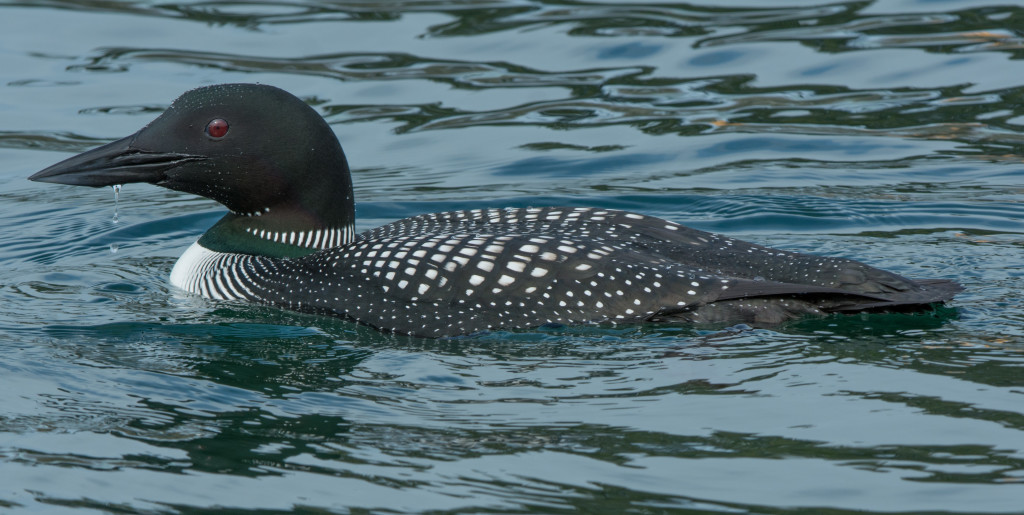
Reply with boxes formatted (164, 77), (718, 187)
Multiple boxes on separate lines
(2, 0), (1024, 512)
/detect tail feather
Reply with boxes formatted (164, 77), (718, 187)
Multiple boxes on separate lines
(826, 278), (962, 312)
(653, 278), (961, 326)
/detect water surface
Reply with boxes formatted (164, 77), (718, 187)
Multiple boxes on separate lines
(1, 0), (1023, 513)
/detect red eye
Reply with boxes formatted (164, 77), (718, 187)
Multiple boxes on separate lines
(206, 118), (229, 139)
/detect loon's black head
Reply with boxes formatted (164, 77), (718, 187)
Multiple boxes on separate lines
(30, 84), (355, 253)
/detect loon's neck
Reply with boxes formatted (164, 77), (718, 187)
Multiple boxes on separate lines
(198, 208), (356, 258)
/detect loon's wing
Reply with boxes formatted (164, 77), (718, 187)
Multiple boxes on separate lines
(279, 229), (908, 337)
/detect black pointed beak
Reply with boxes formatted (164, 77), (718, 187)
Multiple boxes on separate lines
(28, 133), (206, 187)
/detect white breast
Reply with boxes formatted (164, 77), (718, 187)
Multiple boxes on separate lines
(170, 241), (252, 301)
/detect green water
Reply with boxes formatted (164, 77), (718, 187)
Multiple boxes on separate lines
(1, 0), (1023, 513)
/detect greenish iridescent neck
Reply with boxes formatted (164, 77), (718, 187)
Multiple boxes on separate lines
(197, 212), (354, 258)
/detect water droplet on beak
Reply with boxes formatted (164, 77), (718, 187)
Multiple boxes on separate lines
(112, 184), (122, 224)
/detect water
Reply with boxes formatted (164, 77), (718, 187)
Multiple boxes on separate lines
(1, 0), (1023, 512)
(111, 184), (121, 225)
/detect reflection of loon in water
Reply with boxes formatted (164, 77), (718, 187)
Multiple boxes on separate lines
(30, 84), (962, 337)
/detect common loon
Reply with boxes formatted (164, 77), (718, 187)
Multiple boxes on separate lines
(30, 83), (962, 337)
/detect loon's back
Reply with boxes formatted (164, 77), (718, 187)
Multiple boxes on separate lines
(170, 207), (960, 336)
